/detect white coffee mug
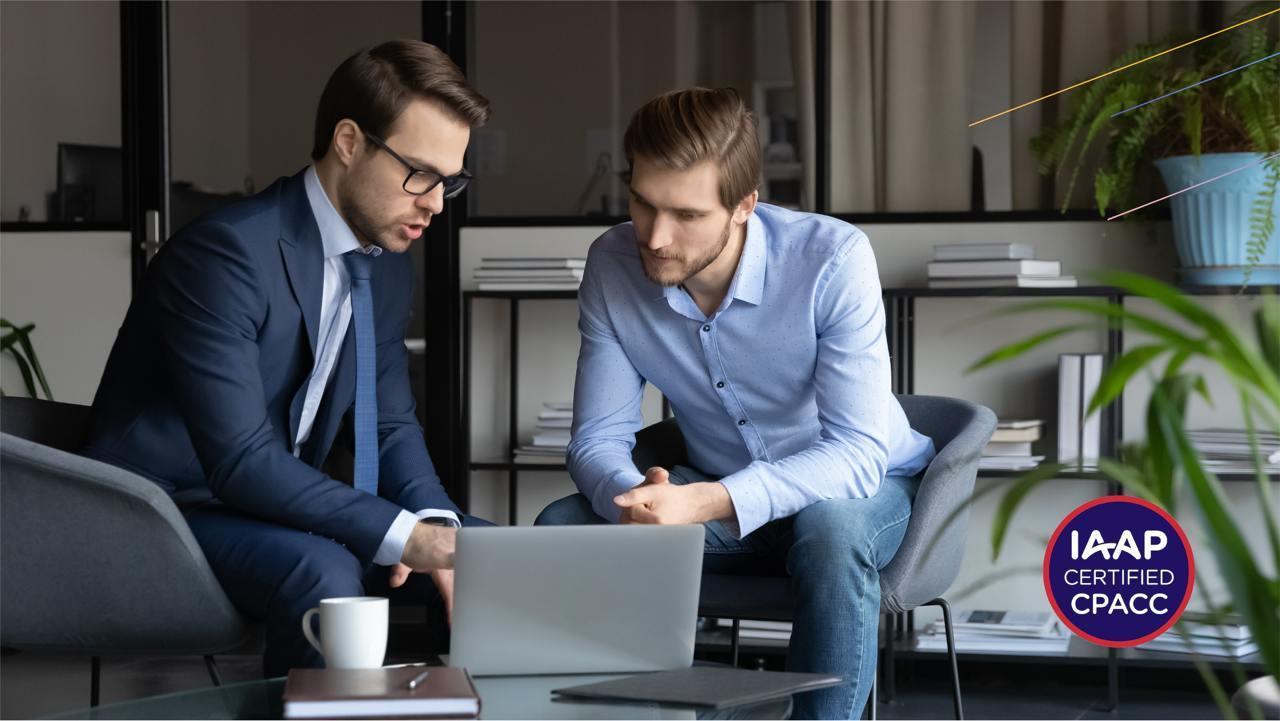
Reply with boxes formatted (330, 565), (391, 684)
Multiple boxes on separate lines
(301, 596), (389, 669)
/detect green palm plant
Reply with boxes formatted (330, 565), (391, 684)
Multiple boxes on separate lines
(966, 271), (1278, 718)
(1033, 3), (1280, 269)
(1, 318), (53, 399)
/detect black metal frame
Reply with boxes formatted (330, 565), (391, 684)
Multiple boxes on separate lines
(120, 0), (170, 292)
(422, 0), (470, 492)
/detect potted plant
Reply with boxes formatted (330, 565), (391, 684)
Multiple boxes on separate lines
(1, 319), (52, 399)
(967, 272), (1278, 718)
(1034, 3), (1280, 285)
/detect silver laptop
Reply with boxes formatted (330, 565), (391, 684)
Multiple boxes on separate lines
(448, 524), (705, 676)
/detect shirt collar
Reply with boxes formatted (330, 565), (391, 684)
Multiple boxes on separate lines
(658, 210), (767, 309)
(303, 166), (381, 259)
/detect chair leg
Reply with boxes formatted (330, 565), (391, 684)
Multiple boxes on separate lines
(934, 598), (964, 720)
(90, 655), (101, 707)
(730, 618), (740, 667)
(868, 657), (878, 720)
(883, 612), (896, 703)
(204, 655), (223, 686)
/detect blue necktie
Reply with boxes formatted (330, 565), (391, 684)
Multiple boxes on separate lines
(343, 250), (378, 495)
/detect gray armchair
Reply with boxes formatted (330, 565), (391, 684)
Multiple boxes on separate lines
(0, 397), (250, 706)
(631, 394), (996, 720)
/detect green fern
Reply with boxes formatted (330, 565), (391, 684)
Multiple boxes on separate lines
(1035, 1), (1280, 258)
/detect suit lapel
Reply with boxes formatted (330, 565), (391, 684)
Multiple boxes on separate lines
(277, 172), (324, 447)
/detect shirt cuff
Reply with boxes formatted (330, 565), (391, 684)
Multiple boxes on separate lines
(598, 470), (646, 523)
(373, 509), (422, 566)
(415, 509), (461, 527)
(717, 465), (770, 538)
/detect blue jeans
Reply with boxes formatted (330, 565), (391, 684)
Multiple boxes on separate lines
(534, 467), (918, 720)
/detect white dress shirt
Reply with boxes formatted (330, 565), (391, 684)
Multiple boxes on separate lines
(301, 167), (458, 566)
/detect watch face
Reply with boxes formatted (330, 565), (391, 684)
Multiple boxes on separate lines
(421, 517), (457, 528)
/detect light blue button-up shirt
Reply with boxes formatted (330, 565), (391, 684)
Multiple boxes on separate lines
(567, 202), (936, 537)
(302, 167), (458, 565)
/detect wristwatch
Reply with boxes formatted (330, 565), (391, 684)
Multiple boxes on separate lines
(419, 516), (460, 529)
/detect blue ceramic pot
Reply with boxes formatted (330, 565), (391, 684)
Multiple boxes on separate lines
(1153, 152), (1280, 285)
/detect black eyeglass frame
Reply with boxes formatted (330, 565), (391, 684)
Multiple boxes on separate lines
(364, 130), (473, 199)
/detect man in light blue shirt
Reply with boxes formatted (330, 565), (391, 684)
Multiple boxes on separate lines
(535, 88), (935, 719)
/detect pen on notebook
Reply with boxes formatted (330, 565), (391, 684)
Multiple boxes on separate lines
(406, 669), (431, 690)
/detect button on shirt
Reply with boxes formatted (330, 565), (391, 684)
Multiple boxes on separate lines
(301, 167), (458, 565)
(566, 203), (936, 537)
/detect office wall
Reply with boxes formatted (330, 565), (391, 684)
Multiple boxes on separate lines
(169, 1), (252, 193)
(244, 1), (422, 191)
(460, 218), (1278, 616)
(0, 231), (132, 405)
(0, 0), (121, 222)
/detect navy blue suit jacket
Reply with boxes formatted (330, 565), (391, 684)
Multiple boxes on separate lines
(85, 171), (458, 564)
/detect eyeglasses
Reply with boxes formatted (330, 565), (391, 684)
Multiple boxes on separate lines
(364, 130), (472, 199)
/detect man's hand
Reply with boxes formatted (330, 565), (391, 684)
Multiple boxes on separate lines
(614, 468), (735, 525)
(399, 522), (457, 573)
(618, 467), (669, 524)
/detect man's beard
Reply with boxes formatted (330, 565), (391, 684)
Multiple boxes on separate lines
(643, 216), (732, 287)
(339, 184), (400, 252)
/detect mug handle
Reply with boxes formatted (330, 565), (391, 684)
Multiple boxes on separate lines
(301, 608), (323, 655)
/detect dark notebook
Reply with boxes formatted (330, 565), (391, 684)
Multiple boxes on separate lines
(552, 667), (846, 709)
(283, 666), (480, 719)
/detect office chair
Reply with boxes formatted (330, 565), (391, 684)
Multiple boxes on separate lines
(630, 394), (996, 720)
(0, 397), (251, 706)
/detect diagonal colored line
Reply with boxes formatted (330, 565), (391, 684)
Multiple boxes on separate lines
(1113, 51), (1280, 117)
(969, 7), (1280, 127)
(1107, 152), (1280, 221)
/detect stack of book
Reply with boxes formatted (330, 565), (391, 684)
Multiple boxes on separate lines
(513, 401), (573, 464)
(713, 618), (793, 643)
(927, 243), (1077, 289)
(1059, 353), (1104, 466)
(1139, 613), (1259, 657)
(981, 420), (1045, 471)
(475, 257), (585, 291)
(1187, 429), (1280, 475)
(915, 609), (1071, 654)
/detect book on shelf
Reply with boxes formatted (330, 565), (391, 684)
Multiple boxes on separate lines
(998, 419), (1045, 430)
(532, 431), (571, 447)
(990, 420), (1043, 444)
(932, 243), (1034, 262)
(480, 257), (586, 269)
(474, 269), (585, 279)
(538, 408), (574, 420)
(983, 441), (1033, 457)
(1058, 354), (1103, 465)
(1139, 634), (1258, 657)
(1188, 428), (1280, 465)
(947, 610), (1060, 636)
(915, 610), (1070, 654)
(1174, 612), (1254, 642)
(535, 417), (572, 429)
(283, 666), (480, 719)
(927, 259), (1062, 278)
(713, 618), (793, 642)
(477, 281), (581, 291)
(978, 455), (1045, 471)
(542, 401), (573, 412)
(928, 275), (1079, 289)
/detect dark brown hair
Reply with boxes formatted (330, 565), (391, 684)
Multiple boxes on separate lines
(311, 40), (490, 161)
(623, 87), (761, 210)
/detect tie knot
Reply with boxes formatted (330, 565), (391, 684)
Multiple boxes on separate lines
(343, 250), (375, 281)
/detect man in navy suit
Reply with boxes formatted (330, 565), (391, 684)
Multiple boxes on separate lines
(84, 41), (491, 676)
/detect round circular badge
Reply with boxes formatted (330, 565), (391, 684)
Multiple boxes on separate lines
(1043, 496), (1194, 647)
